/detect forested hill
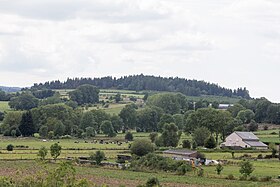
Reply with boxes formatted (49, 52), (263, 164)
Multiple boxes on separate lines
(29, 75), (250, 98)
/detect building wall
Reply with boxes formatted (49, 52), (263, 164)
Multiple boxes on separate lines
(224, 133), (250, 148)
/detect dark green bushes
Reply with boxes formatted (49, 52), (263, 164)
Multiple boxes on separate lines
(130, 153), (191, 173)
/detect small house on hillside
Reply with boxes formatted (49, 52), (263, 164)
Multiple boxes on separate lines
(163, 149), (198, 160)
(221, 131), (268, 150)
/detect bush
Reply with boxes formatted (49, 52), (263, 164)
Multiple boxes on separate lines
(247, 120), (258, 131)
(259, 176), (272, 182)
(197, 169), (204, 177)
(182, 140), (191, 149)
(89, 150), (105, 165)
(38, 146), (48, 160)
(263, 125), (268, 130)
(33, 133), (40, 138)
(125, 132), (133, 141)
(50, 143), (61, 161)
(6, 144), (14, 151)
(192, 141), (197, 150)
(249, 176), (258, 181)
(116, 158), (125, 164)
(239, 160), (254, 177)
(130, 139), (154, 157)
(149, 132), (158, 143)
(176, 164), (189, 175)
(215, 163), (223, 175)
(204, 136), (216, 149)
(130, 153), (190, 173)
(146, 177), (160, 187)
(226, 174), (235, 180)
(239, 175), (247, 181)
(257, 154), (263, 159)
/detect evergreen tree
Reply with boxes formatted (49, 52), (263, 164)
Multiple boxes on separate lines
(19, 111), (35, 136)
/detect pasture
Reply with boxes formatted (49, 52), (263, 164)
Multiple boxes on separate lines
(0, 159), (279, 187)
(0, 101), (9, 112)
(0, 129), (280, 186)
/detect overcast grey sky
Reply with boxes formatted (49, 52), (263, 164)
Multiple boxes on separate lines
(0, 0), (279, 102)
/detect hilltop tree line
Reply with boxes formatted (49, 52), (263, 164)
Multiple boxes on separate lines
(27, 74), (250, 98)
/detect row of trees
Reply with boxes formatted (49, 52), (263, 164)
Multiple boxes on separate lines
(7, 84), (99, 111)
(28, 74), (250, 98)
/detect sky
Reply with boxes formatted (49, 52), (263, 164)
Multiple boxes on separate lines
(0, 0), (279, 102)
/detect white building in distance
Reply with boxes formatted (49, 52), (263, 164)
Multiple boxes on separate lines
(221, 131), (268, 150)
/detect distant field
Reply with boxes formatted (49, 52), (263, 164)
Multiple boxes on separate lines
(54, 88), (240, 104)
(255, 128), (280, 144)
(0, 101), (10, 112)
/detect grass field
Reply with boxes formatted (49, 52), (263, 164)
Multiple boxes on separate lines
(0, 160), (279, 187)
(255, 129), (280, 144)
(0, 130), (280, 186)
(0, 101), (10, 112)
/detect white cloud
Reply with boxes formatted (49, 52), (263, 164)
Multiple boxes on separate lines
(0, 0), (280, 102)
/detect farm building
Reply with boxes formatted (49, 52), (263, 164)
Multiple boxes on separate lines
(163, 149), (198, 160)
(221, 131), (268, 150)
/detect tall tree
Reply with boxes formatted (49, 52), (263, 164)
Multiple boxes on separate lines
(19, 111), (35, 136)
(100, 120), (116, 137)
(160, 123), (180, 147)
(9, 92), (39, 110)
(69, 84), (99, 105)
(119, 104), (137, 130)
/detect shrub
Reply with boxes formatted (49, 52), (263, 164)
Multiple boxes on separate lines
(6, 144), (14, 151)
(89, 150), (105, 165)
(259, 176), (272, 182)
(247, 120), (258, 131)
(149, 132), (158, 143)
(272, 148), (277, 158)
(196, 152), (205, 159)
(215, 163), (223, 175)
(204, 136), (216, 149)
(130, 139), (154, 157)
(50, 143), (61, 161)
(146, 177), (160, 187)
(249, 176), (258, 181)
(239, 175), (247, 181)
(130, 153), (190, 173)
(33, 133), (40, 138)
(154, 136), (163, 147)
(192, 141), (197, 150)
(263, 125), (268, 130)
(226, 174), (235, 180)
(125, 132), (133, 141)
(176, 164), (189, 175)
(257, 154), (263, 159)
(239, 160), (254, 177)
(38, 146), (48, 160)
(116, 158), (125, 164)
(182, 140), (191, 149)
(197, 169), (204, 177)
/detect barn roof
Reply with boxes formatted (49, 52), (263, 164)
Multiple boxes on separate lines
(163, 149), (197, 156)
(244, 141), (268, 147)
(235, 131), (259, 141)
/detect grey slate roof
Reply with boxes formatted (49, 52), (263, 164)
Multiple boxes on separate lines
(163, 149), (197, 156)
(235, 131), (259, 141)
(244, 141), (268, 147)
